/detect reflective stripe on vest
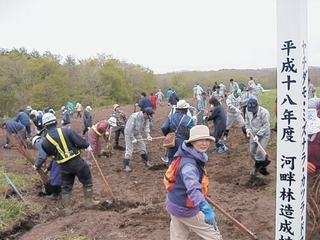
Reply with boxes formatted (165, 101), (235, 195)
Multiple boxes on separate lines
(46, 128), (80, 164)
(92, 123), (103, 136)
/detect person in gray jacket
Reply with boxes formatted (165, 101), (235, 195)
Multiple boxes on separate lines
(123, 107), (154, 172)
(245, 98), (271, 176)
(223, 89), (247, 141)
(241, 86), (256, 119)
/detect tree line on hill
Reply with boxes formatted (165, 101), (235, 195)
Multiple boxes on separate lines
(0, 47), (319, 118)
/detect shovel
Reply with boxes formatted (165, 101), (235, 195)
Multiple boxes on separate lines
(249, 132), (269, 162)
(249, 132), (271, 175)
(90, 152), (116, 205)
(206, 196), (261, 240)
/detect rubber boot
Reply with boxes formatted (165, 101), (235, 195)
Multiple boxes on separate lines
(83, 187), (100, 208)
(46, 185), (61, 200)
(62, 194), (73, 216)
(260, 159), (271, 168)
(250, 161), (260, 176)
(223, 130), (229, 141)
(123, 158), (132, 172)
(141, 154), (153, 167)
(259, 167), (270, 176)
(258, 159), (271, 175)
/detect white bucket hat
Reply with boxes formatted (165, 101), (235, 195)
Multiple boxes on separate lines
(176, 100), (190, 109)
(185, 125), (215, 143)
(86, 106), (92, 111)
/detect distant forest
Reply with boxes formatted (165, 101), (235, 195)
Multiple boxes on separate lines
(157, 67), (320, 94)
(0, 47), (319, 118)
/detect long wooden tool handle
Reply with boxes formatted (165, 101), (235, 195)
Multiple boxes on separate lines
(90, 152), (115, 200)
(249, 132), (267, 156)
(206, 196), (260, 240)
(136, 136), (166, 141)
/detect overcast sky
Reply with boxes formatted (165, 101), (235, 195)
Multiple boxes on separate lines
(1, 0), (319, 74)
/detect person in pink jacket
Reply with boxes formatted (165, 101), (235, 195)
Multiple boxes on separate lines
(87, 117), (117, 159)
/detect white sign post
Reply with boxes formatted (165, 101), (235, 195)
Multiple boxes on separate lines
(276, 0), (308, 239)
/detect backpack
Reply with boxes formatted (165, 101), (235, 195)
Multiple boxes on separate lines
(164, 156), (209, 196)
(164, 157), (182, 191)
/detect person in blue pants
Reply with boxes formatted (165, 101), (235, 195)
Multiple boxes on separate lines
(31, 135), (62, 200)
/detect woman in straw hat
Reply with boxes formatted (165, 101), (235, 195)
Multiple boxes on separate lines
(165, 125), (223, 240)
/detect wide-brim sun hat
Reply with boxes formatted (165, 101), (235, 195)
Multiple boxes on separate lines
(113, 104), (120, 110)
(185, 125), (215, 143)
(176, 100), (189, 109)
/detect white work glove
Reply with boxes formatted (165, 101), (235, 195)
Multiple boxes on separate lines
(61, 120), (64, 124)
(4, 143), (9, 148)
(132, 138), (137, 143)
(105, 131), (109, 136)
(32, 165), (38, 170)
(87, 127), (91, 130)
(236, 108), (241, 114)
(135, 103), (138, 106)
(85, 145), (93, 152)
(147, 136), (152, 141)
(253, 135), (259, 143)
(246, 129), (252, 137)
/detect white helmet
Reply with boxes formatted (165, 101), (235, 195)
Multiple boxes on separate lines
(108, 116), (117, 127)
(42, 113), (57, 126)
(31, 136), (41, 146)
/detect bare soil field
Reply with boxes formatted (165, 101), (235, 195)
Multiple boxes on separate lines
(0, 98), (295, 240)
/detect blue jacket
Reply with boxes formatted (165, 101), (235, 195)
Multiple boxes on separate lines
(15, 111), (30, 127)
(166, 142), (208, 218)
(169, 92), (179, 106)
(42, 127), (89, 163)
(5, 120), (25, 134)
(161, 110), (194, 148)
(34, 139), (61, 186)
(83, 110), (92, 128)
(138, 97), (152, 111)
(34, 139), (49, 168)
(206, 105), (226, 131)
(62, 111), (71, 125)
(33, 115), (45, 132)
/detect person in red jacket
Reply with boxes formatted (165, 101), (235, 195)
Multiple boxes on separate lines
(150, 92), (157, 111)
